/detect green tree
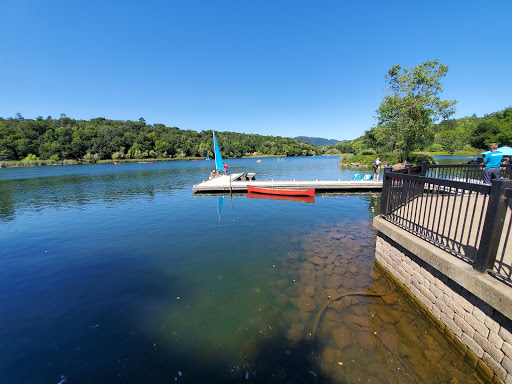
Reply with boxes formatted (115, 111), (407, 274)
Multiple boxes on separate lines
(469, 120), (509, 149)
(375, 60), (457, 161)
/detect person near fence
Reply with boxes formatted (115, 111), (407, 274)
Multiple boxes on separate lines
(372, 157), (381, 181)
(482, 143), (503, 185)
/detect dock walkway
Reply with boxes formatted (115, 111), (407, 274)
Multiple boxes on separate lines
(192, 173), (382, 193)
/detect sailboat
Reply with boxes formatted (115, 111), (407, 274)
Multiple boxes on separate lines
(206, 154), (211, 160)
(213, 132), (223, 172)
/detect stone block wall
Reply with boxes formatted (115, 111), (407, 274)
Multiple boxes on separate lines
(376, 234), (512, 384)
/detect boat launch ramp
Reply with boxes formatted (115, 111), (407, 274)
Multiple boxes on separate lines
(192, 173), (382, 193)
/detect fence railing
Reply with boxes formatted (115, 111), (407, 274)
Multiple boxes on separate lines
(380, 163), (512, 285)
(420, 161), (512, 183)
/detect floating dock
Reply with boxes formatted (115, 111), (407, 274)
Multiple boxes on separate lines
(192, 173), (382, 193)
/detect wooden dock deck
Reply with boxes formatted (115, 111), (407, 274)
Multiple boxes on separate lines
(192, 173), (382, 193)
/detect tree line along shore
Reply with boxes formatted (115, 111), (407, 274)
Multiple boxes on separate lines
(2, 61), (510, 168)
(0, 110), (506, 168)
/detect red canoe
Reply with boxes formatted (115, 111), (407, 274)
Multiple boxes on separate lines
(247, 192), (315, 203)
(247, 185), (315, 196)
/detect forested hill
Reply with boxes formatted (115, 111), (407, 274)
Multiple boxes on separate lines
(0, 115), (322, 161)
(331, 107), (512, 155)
(293, 136), (340, 147)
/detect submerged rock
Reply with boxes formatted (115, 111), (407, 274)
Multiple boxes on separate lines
(304, 285), (316, 297)
(296, 295), (317, 312)
(324, 276), (342, 289)
(381, 293), (400, 305)
(325, 309), (344, 323)
(358, 330), (377, 349)
(309, 255), (325, 266)
(332, 326), (352, 349)
(352, 315), (369, 328)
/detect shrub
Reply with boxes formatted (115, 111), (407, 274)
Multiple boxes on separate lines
(359, 149), (376, 156)
(112, 152), (123, 160)
(23, 154), (39, 161)
(427, 143), (444, 152)
(407, 153), (436, 165)
(83, 152), (99, 163)
(324, 147), (342, 155)
(340, 153), (399, 166)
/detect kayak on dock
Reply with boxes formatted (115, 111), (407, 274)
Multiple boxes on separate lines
(247, 185), (315, 196)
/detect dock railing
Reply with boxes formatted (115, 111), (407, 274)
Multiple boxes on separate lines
(380, 162), (512, 286)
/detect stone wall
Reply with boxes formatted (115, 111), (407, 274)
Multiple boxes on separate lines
(373, 216), (512, 384)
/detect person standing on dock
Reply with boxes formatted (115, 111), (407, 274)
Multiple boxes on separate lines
(223, 162), (229, 175)
(482, 143), (503, 185)
(372, 157), (381, 181)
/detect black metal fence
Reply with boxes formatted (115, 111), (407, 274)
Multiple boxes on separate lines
(419, 162), (512, 184)
(380, 163), (512, 285)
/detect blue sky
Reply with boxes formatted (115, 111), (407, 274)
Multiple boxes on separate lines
(1, 0), (510, 141)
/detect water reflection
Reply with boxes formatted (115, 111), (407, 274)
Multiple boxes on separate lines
(247, 192), (315, 203)
(0, 168), (186, 221)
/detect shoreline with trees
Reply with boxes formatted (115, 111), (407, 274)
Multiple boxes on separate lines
(0, 115), (322, 167)
(2, 107), (509, 168)
(1, 61), (510, 169)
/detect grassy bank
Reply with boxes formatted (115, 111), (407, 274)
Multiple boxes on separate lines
(0, 157), (206, 168)
(0, 159), (79, 168)
(1, 155), (304, 168)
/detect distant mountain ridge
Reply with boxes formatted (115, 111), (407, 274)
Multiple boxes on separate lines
(293, 136), (341, 147)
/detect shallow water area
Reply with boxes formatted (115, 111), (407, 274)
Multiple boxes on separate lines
(0, 157), (485, 383)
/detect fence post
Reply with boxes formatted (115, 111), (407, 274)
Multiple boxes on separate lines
(504, 163), (512, 179)
(421, 161), (429, 176)
(380, 167), (391, 218)
(474, 179), (512, 272)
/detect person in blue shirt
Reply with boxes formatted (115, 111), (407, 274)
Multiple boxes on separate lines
(482, 143), (503, 184)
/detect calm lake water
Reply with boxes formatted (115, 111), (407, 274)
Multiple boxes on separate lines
(0, 157), (484, 383)
(434, 155), (481, 165)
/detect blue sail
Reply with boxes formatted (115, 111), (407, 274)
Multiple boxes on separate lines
(213, 132), (223, 171)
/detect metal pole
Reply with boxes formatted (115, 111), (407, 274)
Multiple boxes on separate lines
(380, 167), (391, 218)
